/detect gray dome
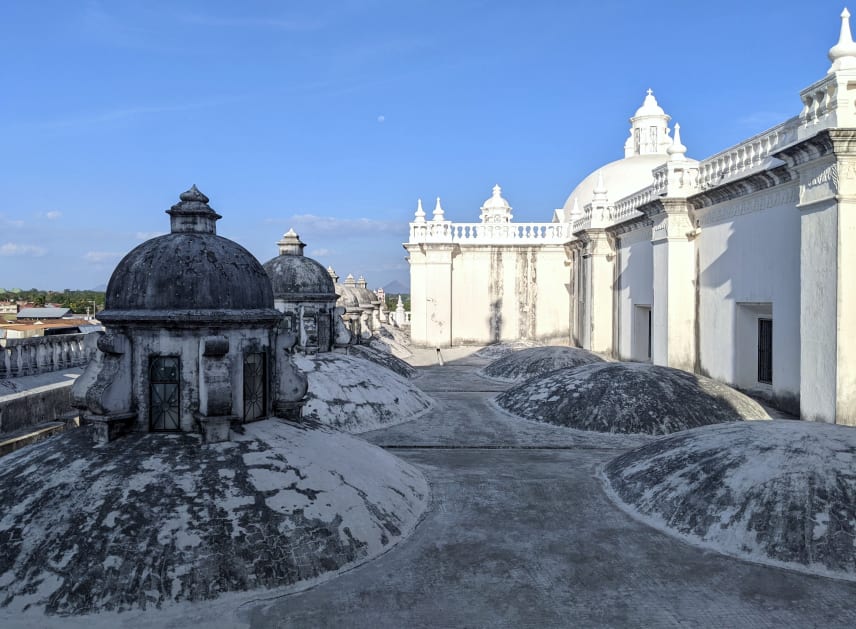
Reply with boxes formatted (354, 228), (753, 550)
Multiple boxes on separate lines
(263, 255), (336, 302)
(100, 187), (278, 324)
(335, 283), (360, 308)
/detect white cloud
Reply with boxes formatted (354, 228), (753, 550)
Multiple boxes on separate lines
(0, 243), (47, 257)
(84, 251), (123, 264)
(135, 231), (164, 240)
(309, 248), (332, 257)
(45, 211), (62, 220)
(0, 217), (25, 228)
(377, 115), (385, 123)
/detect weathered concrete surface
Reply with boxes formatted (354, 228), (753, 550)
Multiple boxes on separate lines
(347, 345), (417, 379)
(0, 420), (427, 616)
(241, 449), (856, 629)
(5, 348), (856, 628)
(293, 353), (433, 433)
(497, 362), (770, 435)
(480, 345), (604, 382)
(605, 420), (856, 581)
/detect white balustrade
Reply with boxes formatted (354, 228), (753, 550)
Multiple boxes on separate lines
(409, 221), (573, 244)
(0, 334), (94, 380)
(696, 118), (799, 190)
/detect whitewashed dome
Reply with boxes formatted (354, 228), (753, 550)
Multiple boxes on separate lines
(560, 90), (676, 217)
(633, 90), (666, 117)
(561, 155), (668, 214)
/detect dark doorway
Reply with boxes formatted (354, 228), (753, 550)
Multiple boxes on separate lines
(758, 318), (773, 384)
(243, 352), (267, 421)
(150, 356), (180, 431)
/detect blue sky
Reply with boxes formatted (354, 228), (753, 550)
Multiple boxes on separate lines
(0, 0), (846, 291)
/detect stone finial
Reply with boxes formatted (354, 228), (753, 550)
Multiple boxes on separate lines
(277, 228), (306, 256)
(396, 295), (404, 307)
(167, 185), (221, 235)
(180, 184), (209, 204)
(569, 197), (581, 222)
(829, 8), (856, 72)
(413, 198), (426, 224)
(492, 184), (502, 198)
(667, 122), (688, 160)
(327, 265), (339, 283)
(432, 197), (445, 221)
(592, 171), (608, 203)
(344, 273), (356, 287)
(357, 275), (367, 288)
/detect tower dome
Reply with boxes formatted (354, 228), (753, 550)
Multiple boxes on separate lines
(100, 186), (278, 324)
(479, 184), (513, 223)
(262, 229), (337, 303)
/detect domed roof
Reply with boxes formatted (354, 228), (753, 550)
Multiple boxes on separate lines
(100, 187), (278, 324)
(479, 184), (513, 223)
(335, 283), (360, 308)
(561, 154), (668, 213)
(262, 229), (337, 302)
(633, 89), (666, 117)
(354, 276), (379, 305)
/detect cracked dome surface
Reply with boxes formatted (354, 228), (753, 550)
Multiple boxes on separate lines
(480, 346), (604, 382)
(604, 420), (856, 581)
(347, 345), (417, 379)
(0, 420), (428, 616)
(496, 362), (769, 435)
(294, 353), (432, 433)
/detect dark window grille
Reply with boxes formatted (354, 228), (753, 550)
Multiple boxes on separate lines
(647, 308), (652, 360)
(758, 318), (773, 384)
(150, 356), (180, 431)
(243, 352), (267, 422)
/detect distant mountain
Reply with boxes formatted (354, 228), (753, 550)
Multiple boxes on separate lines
(383, 280), (409, 294)
(90, 284), (107, 292)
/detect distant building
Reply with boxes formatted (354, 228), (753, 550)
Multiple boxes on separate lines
(16, 307), (71, 320)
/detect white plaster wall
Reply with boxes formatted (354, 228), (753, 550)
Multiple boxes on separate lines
(450, 248), (492, 344)
(535, 246), (572, 343)
(696, 186), (801, 412)
(800, 199), (838, 422)
(615, 229), (653, 360)
(447, 245), (570, 345)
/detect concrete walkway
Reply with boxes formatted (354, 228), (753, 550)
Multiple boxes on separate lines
(241, 349), (856, 628)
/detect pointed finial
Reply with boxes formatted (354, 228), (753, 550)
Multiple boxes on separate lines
(492, 184), (502, 197)
(592, 171), (608, 203)
(646, 88), (653, 97)
(180, 184), (209, 203)
(413, 197), (426, 223)
(569, 197), (581, 221)
(432, 196), (445, 221)
(829, 7), (856, 72)
(667, 122), (687, 160)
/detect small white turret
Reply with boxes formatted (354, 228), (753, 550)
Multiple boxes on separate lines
(624, 89), (672, 157)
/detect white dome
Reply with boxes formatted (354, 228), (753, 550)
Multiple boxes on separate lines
(480, 184), (513, 223)
(633, 90), (666, 118)
(561, 154), (668, 213)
